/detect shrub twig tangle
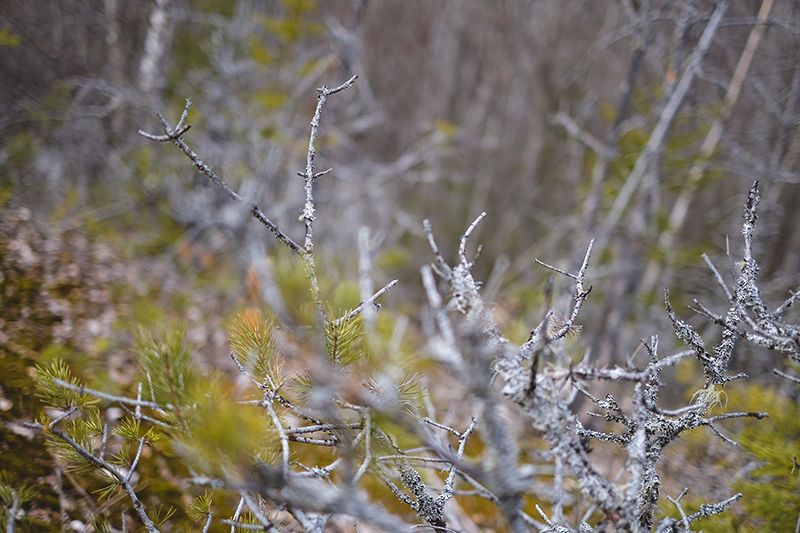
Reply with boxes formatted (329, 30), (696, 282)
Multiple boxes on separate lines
(23, 78), (800, 533)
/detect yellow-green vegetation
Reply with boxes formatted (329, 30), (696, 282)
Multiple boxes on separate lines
(0, 193), (258, 532)
(133, 322), (279, 476)
(23, 301), (428, 530)
(4, 3), (799, 529)
(25, 326), (254, 533)
(691, 383), (799, 531)
(0, 28), (22, 47)
(655, 381), (800, 531)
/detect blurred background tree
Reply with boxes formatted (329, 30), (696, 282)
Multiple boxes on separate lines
(3, 0), (800, 365)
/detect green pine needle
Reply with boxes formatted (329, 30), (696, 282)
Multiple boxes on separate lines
(233, 512), (280, 532)
(86, 407), (104, 435)
(397, 371), (425, 411)
(110, 441), (131, 468)
(134, 322), (197, 412)
(94, 482), (122, 502)
(188, 492), (213, 521)
(89, 513), (114, 533)
(0, 474), (34, 507)
(32, 359), (98, 411)
(229, 309), (284, 385)
(45, 418), (97, 473)
(115, 417), (141, 441)
(290, 370), (314, 400)
(325, 311), (365, 367)
(152, 504), (177, 527)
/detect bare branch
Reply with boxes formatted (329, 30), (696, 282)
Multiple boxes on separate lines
(458, 212), (486, 266)
(641, 0), (774, 295)
(551, 111), (616, 159)
(774, 368), (800, 383)
(334, 279), (399, 326)
(353, 412), (372, 484)
(5, 492), (19, 533)
(597, 2), (727, 253)
(52, 378), (163, 410)
(139, 100), (304, 255)
(300, 74), (359, 249)
(423, 219), (450, 276)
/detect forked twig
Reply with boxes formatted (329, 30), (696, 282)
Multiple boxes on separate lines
(139, 100), (304, 255)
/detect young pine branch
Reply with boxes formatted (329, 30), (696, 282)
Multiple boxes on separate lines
(23, 422), (160, 533)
